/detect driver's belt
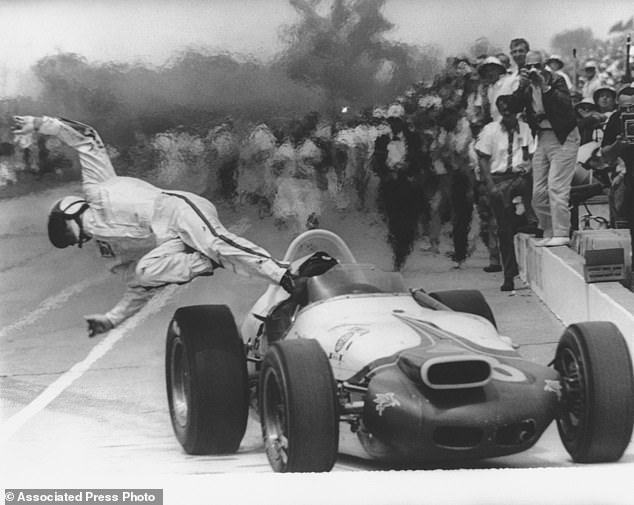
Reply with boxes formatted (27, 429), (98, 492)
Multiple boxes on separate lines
(163, 192), (285, 267)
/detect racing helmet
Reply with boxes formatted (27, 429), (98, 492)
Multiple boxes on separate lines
(48, 196), (90, 248)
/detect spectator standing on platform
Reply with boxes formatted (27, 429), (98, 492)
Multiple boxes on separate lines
(509, 50), (580, 247)
(601, 86), (634, 247)
(476, 95), (538, 291)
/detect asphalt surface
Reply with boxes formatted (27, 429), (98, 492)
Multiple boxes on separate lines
(1, 184), (632, 504)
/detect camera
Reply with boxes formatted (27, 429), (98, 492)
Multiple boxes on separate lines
(622, 112), (634, 144)
(527, 68), (541, 80)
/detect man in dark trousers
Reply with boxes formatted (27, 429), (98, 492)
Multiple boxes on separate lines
(372, 103), (428, 271)
(476, 95), (539, 291)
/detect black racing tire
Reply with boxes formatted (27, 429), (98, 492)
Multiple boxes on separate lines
(427, 289), (497, 328)
(554, 321), (634, 463)
(259, 339), (339, 472)
(166, 305), (248, 455)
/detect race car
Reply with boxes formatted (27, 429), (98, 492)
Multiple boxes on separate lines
(165, 229), (634, 472)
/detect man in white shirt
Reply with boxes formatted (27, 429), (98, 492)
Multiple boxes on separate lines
(475, 95), (538, 291)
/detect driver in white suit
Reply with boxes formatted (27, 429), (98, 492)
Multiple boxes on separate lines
(13, 116), (294, 337)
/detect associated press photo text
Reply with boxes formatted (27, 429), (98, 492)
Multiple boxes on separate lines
(4, 490), (162, 505)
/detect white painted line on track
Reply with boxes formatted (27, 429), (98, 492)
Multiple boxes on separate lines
(0, 284), (180, 444)
(0, 271), (111, 339)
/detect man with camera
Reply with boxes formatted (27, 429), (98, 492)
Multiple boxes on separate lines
(508, 50), (579, 247)
(601, 85), (634, 245)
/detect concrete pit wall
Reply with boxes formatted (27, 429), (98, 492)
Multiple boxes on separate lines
(515, 232), (634, 360)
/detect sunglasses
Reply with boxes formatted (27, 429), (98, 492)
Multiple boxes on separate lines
(525, 63), (542, 70)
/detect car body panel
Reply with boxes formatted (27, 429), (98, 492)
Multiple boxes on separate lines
(360, 357), (560, 462)
(285, 294), (513, 381)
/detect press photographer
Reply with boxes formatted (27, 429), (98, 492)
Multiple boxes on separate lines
(509, 49), (579, 247)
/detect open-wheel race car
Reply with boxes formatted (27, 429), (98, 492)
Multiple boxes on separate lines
(165, 229), (634, 472)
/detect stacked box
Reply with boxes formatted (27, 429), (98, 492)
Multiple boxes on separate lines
(583, 249), (626, 283)
(571, 229), (632, 287)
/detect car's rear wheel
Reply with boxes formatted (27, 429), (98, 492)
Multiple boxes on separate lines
(259, 339), (339, 472)
(427, 289), (497, 328)
(554, 321), (634, 462)
(166, 305), (248, 455)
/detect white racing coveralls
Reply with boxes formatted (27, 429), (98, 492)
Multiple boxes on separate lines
(37, 117), (288, 326)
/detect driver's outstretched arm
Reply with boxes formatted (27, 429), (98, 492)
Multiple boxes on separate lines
(14, 115), (116, 200)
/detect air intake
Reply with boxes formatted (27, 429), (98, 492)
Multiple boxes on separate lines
(421, 356), (492, 390)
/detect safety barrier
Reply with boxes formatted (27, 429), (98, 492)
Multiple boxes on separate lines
(515, 233), (634, 359)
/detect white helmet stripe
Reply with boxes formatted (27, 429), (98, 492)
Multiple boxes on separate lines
(58, 196), (87, 216)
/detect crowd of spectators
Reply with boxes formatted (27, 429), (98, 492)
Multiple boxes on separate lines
(340, 34), (634, 287)
(228, 32), (634, 282)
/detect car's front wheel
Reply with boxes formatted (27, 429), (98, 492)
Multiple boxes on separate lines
(259, 339), (339, 472)
(166, 305), (248, 455)
(554, 321), (634, 463)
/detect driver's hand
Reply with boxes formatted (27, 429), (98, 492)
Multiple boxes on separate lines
(279, 270), (308, 300)
(279, 270), (296, 294)
(84, 314), (114, 338)
(12, 116), (38, 135)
